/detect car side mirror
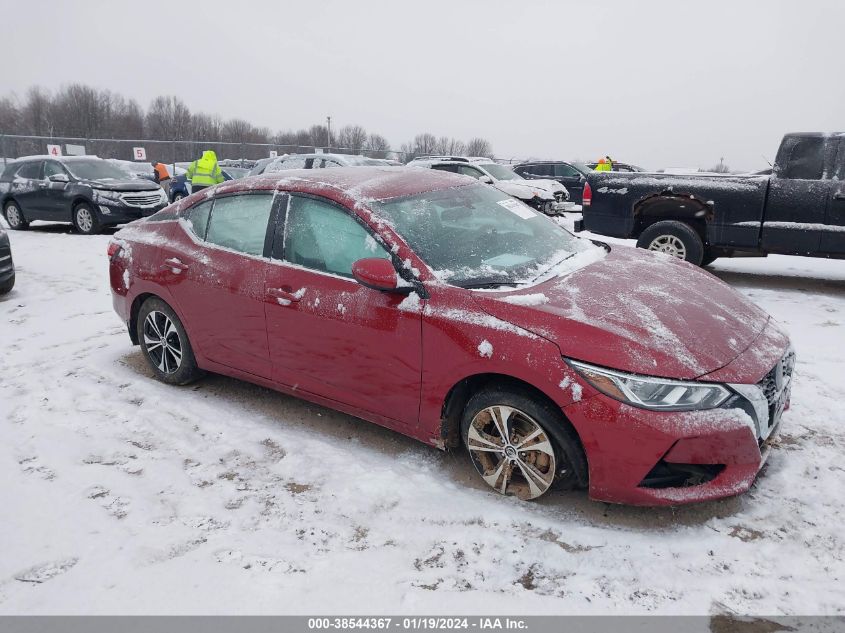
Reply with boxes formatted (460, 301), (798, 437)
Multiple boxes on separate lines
(352, 258), (403, 292)
(478, 175), (494, 184)
(48, 173), (69, 183)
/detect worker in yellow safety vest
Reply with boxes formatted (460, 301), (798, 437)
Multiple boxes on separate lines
(185, 150), (225, 193)
(594, 156), (613, 172)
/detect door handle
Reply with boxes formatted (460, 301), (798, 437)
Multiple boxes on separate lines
(834, 192), (845, 200)
(163, 257), (189, 272)
(267, 287), (301, 305)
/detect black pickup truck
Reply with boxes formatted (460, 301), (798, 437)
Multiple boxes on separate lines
(573, 132), (845, 265)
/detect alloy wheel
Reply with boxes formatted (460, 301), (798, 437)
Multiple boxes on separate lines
(6, 204), (21, 228)
(466, 405), (557, 500)
(143, 311), (183, 374)
(647, 235), (687, 259)
(75, 207), (94, 233)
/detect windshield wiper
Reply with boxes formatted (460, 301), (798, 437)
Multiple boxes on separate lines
(457, 279), (518, 289)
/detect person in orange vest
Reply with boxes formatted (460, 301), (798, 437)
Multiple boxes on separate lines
(151, 161), (172, 197)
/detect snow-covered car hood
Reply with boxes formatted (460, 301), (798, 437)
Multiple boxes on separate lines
(83, 178), (161, 192)
(494, 178), (567, 201)
(470, 246), (777, 380)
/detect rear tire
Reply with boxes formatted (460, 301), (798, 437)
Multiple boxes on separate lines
(0, 273), (14, 295)
(72, 202), (102, 235)
(3, 201), (28, 230)
(461, 386), (587, 500)
(136, 297), (204, 385)
(637, 220), (705, 266)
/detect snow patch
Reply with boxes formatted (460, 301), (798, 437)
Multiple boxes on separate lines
(477, 340), (493, 358)
(501, 293), (549, 306)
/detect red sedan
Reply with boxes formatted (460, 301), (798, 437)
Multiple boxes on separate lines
(108, 167), (793, 505)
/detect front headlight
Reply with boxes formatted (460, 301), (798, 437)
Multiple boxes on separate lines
(568, 360), (731, 411)
(93, 189), (123, 203)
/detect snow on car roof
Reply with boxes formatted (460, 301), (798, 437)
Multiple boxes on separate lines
(243, 166), (474, 203)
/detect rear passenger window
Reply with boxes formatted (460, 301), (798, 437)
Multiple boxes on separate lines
(457, 166), (485, 179)
(283, 195), (390, 277)
(15, 162), (42, 179)
(527, 164), (553, 177)
(782, 137), (825, 180)
(184, 200), (212, 239)
(205, 193), (274, 256)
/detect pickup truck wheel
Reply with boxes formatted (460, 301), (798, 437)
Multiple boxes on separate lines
(637, 221), (704, 266)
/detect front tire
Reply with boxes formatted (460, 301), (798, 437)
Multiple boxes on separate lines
(72, 203), (102, 235)
(3, 201), (28, 230)
(136, 297), (203, 385)
(461, 386), (587, 501)
(637, 220), (705, 265)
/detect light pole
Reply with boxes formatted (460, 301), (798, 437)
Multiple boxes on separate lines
(326, 116), (332, 150)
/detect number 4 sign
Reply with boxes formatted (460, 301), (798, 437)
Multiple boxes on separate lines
(47, 144), (62, 157)
(133, 147), (147, 161)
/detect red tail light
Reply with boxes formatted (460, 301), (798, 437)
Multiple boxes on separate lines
(107, 242), (122, 259)
(582, 181), (592, 208)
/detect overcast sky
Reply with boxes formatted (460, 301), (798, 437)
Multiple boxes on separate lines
(2, 0), (842, 171)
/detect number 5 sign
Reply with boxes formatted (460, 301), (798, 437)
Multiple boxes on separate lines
(132, 147), (147, 161)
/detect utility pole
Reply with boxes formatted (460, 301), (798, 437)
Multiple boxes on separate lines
(326, 116), (332, 150)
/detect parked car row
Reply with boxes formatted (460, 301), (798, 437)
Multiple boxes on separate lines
(108, 166), (794, 506)
(408, 156), (572, 215)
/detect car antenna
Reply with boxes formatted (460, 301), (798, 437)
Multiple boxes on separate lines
(761, 154), (773, 168)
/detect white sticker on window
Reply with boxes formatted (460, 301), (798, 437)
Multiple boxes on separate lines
(497, 198), (536, 219)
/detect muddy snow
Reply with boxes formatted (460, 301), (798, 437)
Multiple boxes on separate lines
(1, 220), (844, 615)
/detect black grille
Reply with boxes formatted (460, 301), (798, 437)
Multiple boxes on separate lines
(758, 350), (795, 407)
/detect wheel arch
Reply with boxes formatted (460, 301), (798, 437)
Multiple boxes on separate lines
(632, 193), (712, 239)
(128, 292), (157, 345)
(439, 372), (586, 457)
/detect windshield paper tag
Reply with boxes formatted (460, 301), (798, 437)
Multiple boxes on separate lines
(497, 198), (536, 219)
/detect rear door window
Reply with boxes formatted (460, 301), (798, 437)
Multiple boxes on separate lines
(15, 162), (42, 179)
(205, 193), (274, 256)
(781, 137), (825, 180)
(282, 195), (390, 277)
(183, 200), (213, 239)
(554, 163), (581, 178)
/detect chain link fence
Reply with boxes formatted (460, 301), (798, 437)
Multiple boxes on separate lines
(0, 134), (410, 170)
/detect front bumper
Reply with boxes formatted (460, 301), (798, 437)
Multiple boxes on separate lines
(564, 346), (793, 506)
(97, 202), (167, 223)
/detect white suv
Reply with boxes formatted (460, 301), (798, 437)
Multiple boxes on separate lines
(408, 156), (570, 215)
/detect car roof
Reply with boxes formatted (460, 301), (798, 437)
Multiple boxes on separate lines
(409, 156), (494, 165)
(232, 166), (474, 203)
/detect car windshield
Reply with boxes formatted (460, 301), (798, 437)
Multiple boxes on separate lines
(479, 163), (523, 181)
(65, 159), (130, 181)
(371, 183), (590, 287)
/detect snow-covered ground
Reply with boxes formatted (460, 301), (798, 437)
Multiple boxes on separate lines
(1, 218), (844, 615)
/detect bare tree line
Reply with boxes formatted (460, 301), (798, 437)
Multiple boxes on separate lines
(0, 84), (492, 162)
